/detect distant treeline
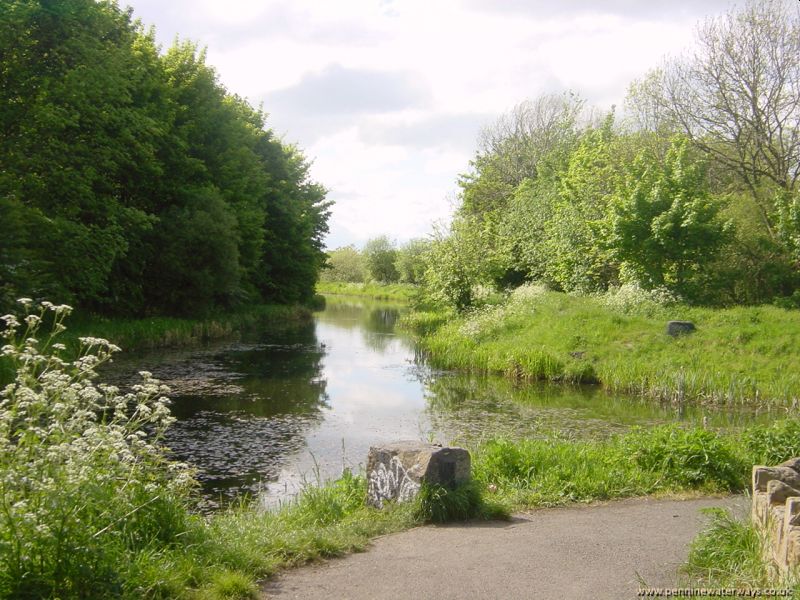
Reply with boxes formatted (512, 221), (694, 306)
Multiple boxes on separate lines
(0, 0), (330, 316)
(327, 1), (800, 311)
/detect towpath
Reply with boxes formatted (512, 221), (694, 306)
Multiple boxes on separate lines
(262, 495), (744, 600)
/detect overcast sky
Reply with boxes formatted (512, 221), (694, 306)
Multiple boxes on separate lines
(123, 0), (738, 249)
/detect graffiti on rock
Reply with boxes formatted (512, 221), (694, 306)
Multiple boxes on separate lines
(367, 455), (421, 509)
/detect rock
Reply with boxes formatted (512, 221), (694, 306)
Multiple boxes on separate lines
(767, 479), (800, 505)
(366, 441), (471, 509)
(753, 466), (800, 493)
(666, 321), (696, 337)
(779, 457), (800, 473)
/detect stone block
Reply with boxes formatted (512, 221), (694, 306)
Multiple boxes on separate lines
(753, 466), (800, 492)
(779, 457), (800, 473)
(666, 321), (696, 337)
(767, 479), (800, 505)
(366, 441), (471, 509)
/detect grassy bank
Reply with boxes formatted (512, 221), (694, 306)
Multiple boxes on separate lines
(471, 419), (800, 509)
(407, 285), (800, 407)
(63, 304), (313, 352)
(316, 281), (417, 302)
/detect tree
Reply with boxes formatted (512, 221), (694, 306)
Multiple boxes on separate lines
(628, 0), (800, 238)
(544, 115), (620, 292)
(321, 246), (366, 283)
(363, 236), (399, 283)
(609, 137), (729, 297)
(460, 93), (585, 217)
(395, 239), (431, 284)
(422, 217), (503, 310)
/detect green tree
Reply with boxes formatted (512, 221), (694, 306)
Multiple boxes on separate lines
(422, 217), (503, 310)
(609, 137), (729, 298)
(363, 236), (399, 283)
(321, 246), (366, 283)
(544, 116), (620, 292)
(396, 239), (431, 284)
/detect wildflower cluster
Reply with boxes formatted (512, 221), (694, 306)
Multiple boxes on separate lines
(599, 283), (682, 316)
(0, 300), (196, 598)
(458, 284), (547, 341)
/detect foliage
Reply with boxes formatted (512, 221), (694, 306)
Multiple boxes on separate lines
(0, 300), (196, 598)
(316, 281), (417, 302)
(741, 420), (800, 466)
(422, 217), (504, 311)
(620, 426), (743, 489)
(363, 236), (400, 283)
(544, 117), (620, 292)
(684, 508), (787, 591)
(395, 238), (432, 285)
(321, 246), (367, 283)
(413, 481), (509, 524)
(609, 137), (730, 299)
(0, 1), (329, 316)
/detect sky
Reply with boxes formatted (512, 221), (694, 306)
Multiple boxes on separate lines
(123, 0), (739, 250)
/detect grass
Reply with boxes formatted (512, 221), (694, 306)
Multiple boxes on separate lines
(179, 418), (800, 598)
(471, 419), (800, 509)
(62, 304), (313, 352)
(316, 281), (417, 302)
(683, 507), (799, 594)
(407, 286), (800, 407)
(77, 470), (505, 599)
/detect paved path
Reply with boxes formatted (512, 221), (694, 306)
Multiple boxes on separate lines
(262, 495), (745, 600)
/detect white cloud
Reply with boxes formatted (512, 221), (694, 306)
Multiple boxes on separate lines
(123, 0), (740, 248)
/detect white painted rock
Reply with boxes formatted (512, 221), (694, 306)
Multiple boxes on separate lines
(366, 441), (471, 509)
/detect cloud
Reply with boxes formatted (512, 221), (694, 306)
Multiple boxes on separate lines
(266, 64), (431, 116)
(463, 0), (737, 20)
(358, 112), (493, 152)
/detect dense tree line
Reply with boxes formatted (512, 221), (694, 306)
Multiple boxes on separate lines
(421, 0), (800, 310)
(0, 0), (330, 316)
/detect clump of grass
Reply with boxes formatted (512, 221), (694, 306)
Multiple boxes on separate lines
(413, 481), (510, 524)
(414, 287), (800, 407)
(683, 508), (798, 592)
(470, 422), (800, 510)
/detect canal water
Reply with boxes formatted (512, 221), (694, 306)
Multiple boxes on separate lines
(108, 295), (771, 507)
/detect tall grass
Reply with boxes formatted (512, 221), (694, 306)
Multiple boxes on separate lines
(471, 420), (800, 508)
(316, 281), (417, 302)
(683, 508), (799, 593)
(409, 286), (800, 407)
(63, 304), (312, 352)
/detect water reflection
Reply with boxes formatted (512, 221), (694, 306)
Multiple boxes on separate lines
(106, 294), (780, 506)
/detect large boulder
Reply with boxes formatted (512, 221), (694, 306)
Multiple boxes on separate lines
(366, 441), (471, 509)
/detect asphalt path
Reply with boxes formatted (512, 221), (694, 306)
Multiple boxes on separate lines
(262, 495), (745, 600)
